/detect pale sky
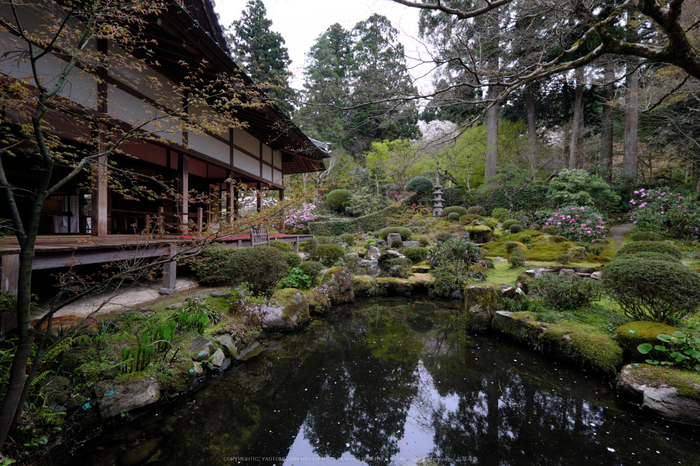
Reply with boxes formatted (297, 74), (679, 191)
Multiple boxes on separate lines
(213, 0), (432, 90)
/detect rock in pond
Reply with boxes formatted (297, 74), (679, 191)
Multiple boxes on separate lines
(324, 267), (355, 304)
(263, 288), (311, 331)
(464, 285), (501, 332)
(618, 364), (700, 425)
(95, 378), (161, 418)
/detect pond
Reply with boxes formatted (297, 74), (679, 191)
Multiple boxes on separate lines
(65, 298), (699, 465)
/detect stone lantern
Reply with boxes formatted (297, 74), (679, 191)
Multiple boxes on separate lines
(432, 173), (443, 217)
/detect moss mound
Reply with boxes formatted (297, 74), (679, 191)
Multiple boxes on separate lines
(616, 321), (681, 356)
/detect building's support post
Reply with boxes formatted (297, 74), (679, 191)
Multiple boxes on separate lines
(179, 153), (189, 234)
(278, 189), (285, 232)
(256, 181), (262, 213)
(1, 255), (19, 295)
(228, 179), (235, 224)
(91, 148), (109, 237)
(160, 246), (177, 295)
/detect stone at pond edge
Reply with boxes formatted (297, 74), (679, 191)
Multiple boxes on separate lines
(615, 321), (681, 360)
(95, 379), (161, 419)
(210, 290), (232, 299)
(618, 364), (700, 425)
(210, 348), (226, 367)
(324, 267), (355, 304)
(236, 341), (263, 361)
(214, 334), (237, 358)
(464, 285), (501, 332)
(263, 288), (311, 331)
(185, 337), (213, 362)
(120, 437), (163, 466)
(306, 288), (332, 316)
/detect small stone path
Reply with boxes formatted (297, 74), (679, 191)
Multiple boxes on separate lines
(609, 223), (634, 249)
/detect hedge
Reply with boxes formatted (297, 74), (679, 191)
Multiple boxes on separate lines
(308, 200), (409, 236)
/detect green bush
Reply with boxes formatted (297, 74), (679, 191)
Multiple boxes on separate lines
(299, 261), (325, 284)
(443, 206), (468, 218)
(630, 231), (659, 242)
(300, 237), (319, 255)
(345, 187), (389, 217)
(313, 243), (346, 265)
(278, 267), (312, 289)
(519, 234), (532, 244)
(508, 250), (526, 268)
(447, 212), (460, 221)
(492, 207), (509, 223)
(197, 246), (288, 296)
(555, 254), (570, 265)
(436, 232), (453, 244)
(415, 234), (431, 247)
(549, 235), (567, 243)
(378, 226), (412, 241)
(548, 168), (620, 210)
(442, 186), (466, 207)
(431, 237), (481, 269)
(283, 251), (302, 269)
(308, 199), (409, 236)
(269, 240), (294, 252)
(483, 219), (498, 230)
(484, 259), (495, 269)
(602, 257), (700, 321)
(542, 226), (561, 235)
(467, 205), (487, 216)
(340, 234), (355, 246)
(502, 219), (521, 231)
(509, 223), (523, 234)
(466, 224), (493, 242)
(505, 241), (522, 253)
(403, 246), (429, 263)
(531, 274), (601, 310)
(621, 251), (682, 263)
(613, 240), (682, 260)
(325, 189), (353, 212)
(406, 176), (434, 204)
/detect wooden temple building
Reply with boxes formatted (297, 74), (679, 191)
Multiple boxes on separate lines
(0, 0), (328, 300)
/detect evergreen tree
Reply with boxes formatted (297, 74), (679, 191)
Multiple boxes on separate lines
(227, 0), (294, 114)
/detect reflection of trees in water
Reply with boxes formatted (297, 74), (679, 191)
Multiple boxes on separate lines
(303, 309), (421, 466)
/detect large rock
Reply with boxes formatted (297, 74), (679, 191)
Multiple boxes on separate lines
(618, 364), (700, 425)
(262, 288), (310, 331)
(359, 259), (381, 277)
(214, 334), (237, 358)
(324, 267), (355, 304)
(464, 285), (501, 332)
(95, 378), (161, 418)
(306, 287), (331, 316)
(185, 337), (214, 362)
(366, 246), (381, 260)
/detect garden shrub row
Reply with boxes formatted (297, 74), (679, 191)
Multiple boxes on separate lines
(308, 200), (409, 236)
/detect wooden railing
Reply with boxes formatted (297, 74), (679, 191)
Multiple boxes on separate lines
(109, 207), (204, 235)
(250, 229), (269, 247)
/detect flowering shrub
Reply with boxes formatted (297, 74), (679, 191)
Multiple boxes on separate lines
(284, 202), (317, 231)
(628, 187), (700, 239)
(229, 285), (271, 324)
(543, 205), (607, 243)
(385, 185), (406, 202)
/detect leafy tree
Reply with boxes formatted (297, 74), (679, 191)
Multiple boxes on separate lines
(548, 169), (620, 211)
(227, 0), (294, 114)
(364, 139), (422, 188)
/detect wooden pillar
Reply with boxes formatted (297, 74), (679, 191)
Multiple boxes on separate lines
(1, 254), (19, 295)
(233, 186), (239, 220)
(228, 182), (235, 224)
(278, 189), (285, 232)
(179, 153), (189, 234)
(161, 246), (177, 293)
(91, 151), (108, 237)
(256, 181), (262, 213)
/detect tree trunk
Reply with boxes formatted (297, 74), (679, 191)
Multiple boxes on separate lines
(600, 64), (615, 182)
(562, 77), (571, 158)
(569, 67), (584, 169)
(526, 83), (537, 176)
(485, 82), (499, 182)
(623, 66), (639, 180)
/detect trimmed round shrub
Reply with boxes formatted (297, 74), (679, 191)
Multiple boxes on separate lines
(340, 234), (355, 246)
(508, 250), (526, 268)
(630, 231), (659, 242)
(300, 238), (319, 255)
(283, 251), (302, 269)
(436, 232), (453, 244)
(325, 189), (353, 212)
(447, 212), (461, 221)
(378, 226), (412, 241)
(415, 235), (431, 247)
(555, 254), (570, 265)
(299, 260), (325, 284)
(549, 235), (567, 243)
(431, 237), (481, 269)
(390, 236), (403, 248)
(519, 234), (532, 244)
(505, 241), (526, 253)
(531, 274), (601, 310)
(196, 246), (288, 296)
(502, 219), (521, 231)
(459, 215), (468, 223)
(491, 207), (509, 223)
(509, 223), (523, 234)
(443, 206), (468, 218)
(483, 220), (498, 230)
(467, 205), (487, 216)
(613, 240), (682, 260)
(542, 226), (561, 235)
(270, 240), (294, 253)
(403, 246), (429, 263)
(406, 176), (434, 204)
(313, 243), (346, 265)
(466, 224), (493, 242)
(602, 257), (700, 321)
(621, 251), (681, 263)
(484, 259), (495, 269)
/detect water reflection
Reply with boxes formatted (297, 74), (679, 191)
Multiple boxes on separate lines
(66, 298), (700, 466)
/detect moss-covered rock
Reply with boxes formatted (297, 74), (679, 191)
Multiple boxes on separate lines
(324, 267), (355, 304)
(466, 224), (493, 243)
(615, 321), (681, 359)
(493, 311), (624, 377)
(464, 285), (501, 332)
(305, 288), (332, 316)
(618, 364), (700, 424)
(262, 288), (310, 331)
(352, 275), (388, 298)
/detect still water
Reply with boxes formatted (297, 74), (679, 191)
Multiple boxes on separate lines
(68, 298), (699, 465)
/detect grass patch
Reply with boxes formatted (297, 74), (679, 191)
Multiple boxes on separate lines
(482, 261), (523, 286)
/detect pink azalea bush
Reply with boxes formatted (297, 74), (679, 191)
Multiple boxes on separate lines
(284, 202), (317, 231)
(544, 205), (607, 242)
(628, 187), (700, 239)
